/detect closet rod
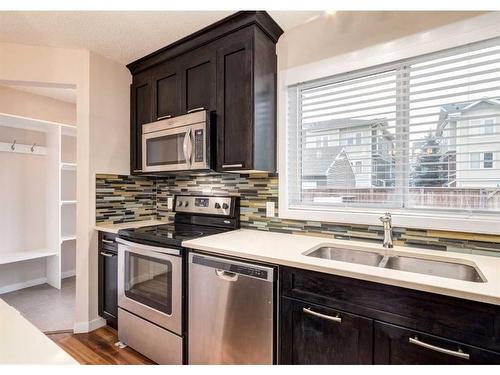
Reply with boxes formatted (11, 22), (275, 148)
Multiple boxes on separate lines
(0, 141), (47, 155)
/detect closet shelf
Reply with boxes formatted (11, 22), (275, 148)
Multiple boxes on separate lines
(61, 162), (77, 171)
(60, 200), (77, 206)
(61, 235), (76, 243)
(0, 249), (57, 266)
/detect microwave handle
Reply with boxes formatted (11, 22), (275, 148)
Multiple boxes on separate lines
(183, 129), (192, 167)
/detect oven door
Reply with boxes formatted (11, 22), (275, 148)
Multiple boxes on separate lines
(117, 240), (182, 335)
(142, 122), (208, 172)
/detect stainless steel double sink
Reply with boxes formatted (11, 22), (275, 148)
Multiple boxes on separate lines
(304, 246), (486, 283)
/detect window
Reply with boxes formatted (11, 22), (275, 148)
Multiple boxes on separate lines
(470, 118), (496, 135)
(470, 152), (494, 169)
(484, 152), (494, 168)
(286, 37), (500, 215)
(470, 152), (481, 169)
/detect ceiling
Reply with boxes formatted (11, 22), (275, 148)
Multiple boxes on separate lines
(0, 11), (322, 65)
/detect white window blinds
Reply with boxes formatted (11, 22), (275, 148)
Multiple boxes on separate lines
(287, 37), (500, 213)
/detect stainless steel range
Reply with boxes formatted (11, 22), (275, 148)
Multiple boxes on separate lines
(116, 195), (239, 364)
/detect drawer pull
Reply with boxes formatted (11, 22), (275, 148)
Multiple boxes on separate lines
(302, 307), (341, 323)
(102, 239), (115, 245)
(187, 107), (205, 114)
(222, 164), (243, 169)
(157, 114), (172, 120)
(100, 251), (116, 258)
(409, 336), (470, 360)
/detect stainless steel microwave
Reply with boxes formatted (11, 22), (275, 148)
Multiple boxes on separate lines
(142, 110), (213, 173)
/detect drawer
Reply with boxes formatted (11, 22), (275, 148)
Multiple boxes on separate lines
(118, 308), (182, 365)
(280, 266), (500, 352)
(374, 321), (500, 364)
(98, 231), (117, 253)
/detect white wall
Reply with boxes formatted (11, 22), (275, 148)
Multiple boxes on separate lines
(277, 11), (484, 71)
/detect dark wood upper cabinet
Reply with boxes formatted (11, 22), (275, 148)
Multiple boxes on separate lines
(216, 30), (253, 171)
(130, 73), (152, 173)
(180, 46), (216, 114)
(152, 58), (181, 120)
(127, 11), (283, 175)
(215, 26), (279, 172)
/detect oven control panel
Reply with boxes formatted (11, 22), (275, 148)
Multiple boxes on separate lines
(174, 195), (236, 216)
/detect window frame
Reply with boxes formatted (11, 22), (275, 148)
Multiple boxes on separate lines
(278, 13), (500, 235)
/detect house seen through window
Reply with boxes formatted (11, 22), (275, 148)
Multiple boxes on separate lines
(287, 37), (500, 212)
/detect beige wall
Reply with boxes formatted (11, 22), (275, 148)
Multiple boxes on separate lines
(277, 11), (485, 70)
(0, 41), (131, 332)
(0, 85), (76, 125)
(88, 51), (131, 318)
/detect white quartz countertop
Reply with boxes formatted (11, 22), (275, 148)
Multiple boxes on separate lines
(0, 299), (78, 364)
(183, 229), (500, 306)
(95, 219), (170, 234)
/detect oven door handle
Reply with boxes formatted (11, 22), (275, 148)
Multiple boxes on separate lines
(116, 238), (181, 257)
(183, 129), (192, 168)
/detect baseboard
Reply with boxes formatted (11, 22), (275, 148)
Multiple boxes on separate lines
(73, 317), (107, 333)
(0, 276), (47, 294)
(61, 269), (76, 279)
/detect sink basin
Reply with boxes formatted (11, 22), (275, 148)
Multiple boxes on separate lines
(304, 246), (486, 283)
(305, 247), (384, 267)
(383, 255), (486, 283)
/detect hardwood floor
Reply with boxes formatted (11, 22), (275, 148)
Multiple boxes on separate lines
(47, 326), (155, 365)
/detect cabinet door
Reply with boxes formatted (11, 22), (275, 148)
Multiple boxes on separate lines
(98, 247), (118, 329)
(374, 321), (500, 365)
(152, 59), (181, 121)
(130, 74), (152, 173)
(280, 298), (373, 364)
(216, 34), (253, 171)
(180, 46), (216, 114)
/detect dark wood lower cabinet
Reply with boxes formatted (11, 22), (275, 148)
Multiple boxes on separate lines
(279, 266), (500, 365)
(374, 321), (500, 365)
(98, 232), (118, 329)
(280, 297), (373, 364)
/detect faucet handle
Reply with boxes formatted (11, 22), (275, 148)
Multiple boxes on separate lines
(379, 212), (392, 222)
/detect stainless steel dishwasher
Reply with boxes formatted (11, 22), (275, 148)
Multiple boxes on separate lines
(188, 252), (275, 364)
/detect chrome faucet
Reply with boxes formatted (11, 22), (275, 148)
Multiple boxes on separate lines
(379, 212), (393, 248)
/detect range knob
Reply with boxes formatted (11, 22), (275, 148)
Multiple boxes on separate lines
(177, 200), (183, 207)
(184, 201), (189, 207)
(214, 203), (221, 209)
(222, 203), (229, 209)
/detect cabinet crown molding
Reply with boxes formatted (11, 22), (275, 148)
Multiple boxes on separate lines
(126, 11), (284, 75)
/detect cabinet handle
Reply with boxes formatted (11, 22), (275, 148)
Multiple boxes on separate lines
(100, 251), (116, 258)
(133, 169), (143, 173)
(187, 107), (205, 114)
(102, 239), (115, 245)
(409, 337), (470, 360)
(302, 307), (342, 323)
(157, 114), (172, 120)
(222, 164), (243, 168)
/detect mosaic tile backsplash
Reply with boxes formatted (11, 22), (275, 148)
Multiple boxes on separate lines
(96, 174), (156, 224)
(96, 173), (500, 257)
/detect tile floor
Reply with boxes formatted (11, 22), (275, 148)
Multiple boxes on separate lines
(0, 277), (75, 333)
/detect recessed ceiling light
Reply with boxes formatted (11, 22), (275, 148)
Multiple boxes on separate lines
(325, 10), (337, 17)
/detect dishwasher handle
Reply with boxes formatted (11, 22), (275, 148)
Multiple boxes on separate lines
(190, 253), (274, 282)
(215, 269), (239, 282)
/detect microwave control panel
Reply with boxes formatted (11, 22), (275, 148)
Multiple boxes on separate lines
(194, 129), (204, 162)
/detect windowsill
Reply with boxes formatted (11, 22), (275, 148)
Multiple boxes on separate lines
(279, 205), (500, 235)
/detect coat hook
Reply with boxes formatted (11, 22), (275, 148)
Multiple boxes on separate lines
(31, 143), (36, 152)
(11, 140), (16, 151)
